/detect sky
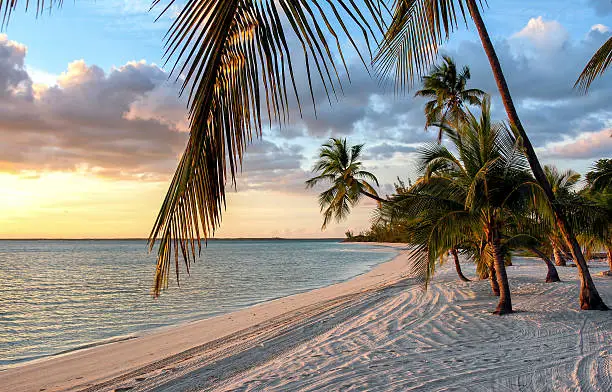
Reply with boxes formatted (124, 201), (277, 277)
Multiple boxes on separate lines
(0, 0), (611, 239)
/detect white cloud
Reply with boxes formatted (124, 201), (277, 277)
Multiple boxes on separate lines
(513, 17), (569, 51)
(591, 24), (610, 34)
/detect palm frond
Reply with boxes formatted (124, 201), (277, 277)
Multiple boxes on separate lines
(575, 36), (612, 92)
(375, 0), (478, 91)
(149, 1), (384, 295)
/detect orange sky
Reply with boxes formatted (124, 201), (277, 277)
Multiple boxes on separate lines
(0, 172), (376, 239)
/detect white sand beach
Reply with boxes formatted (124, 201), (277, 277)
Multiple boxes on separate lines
(2, 244), (610, 392)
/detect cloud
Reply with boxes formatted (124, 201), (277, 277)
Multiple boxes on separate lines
(0, 36), (188, 180)
(542, 129), (612, 159)
(364, 142), (418, 160)
(442, 19), (612, 150)
(235, 140), (310, 193)
(513, 17), (569, 51)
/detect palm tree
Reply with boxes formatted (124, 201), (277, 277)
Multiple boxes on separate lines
(576, 37), (612, 91)
(545, 165), (581, 266)
(306, 138), (384, 229)
(375, 0), (608, 311)
(389, 98), (549, 314)
(416, 55), (485, 143)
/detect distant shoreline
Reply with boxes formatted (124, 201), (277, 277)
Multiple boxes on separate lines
(0, 237), (344, 241)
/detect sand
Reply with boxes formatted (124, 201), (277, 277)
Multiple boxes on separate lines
(1, 244), (610, 392)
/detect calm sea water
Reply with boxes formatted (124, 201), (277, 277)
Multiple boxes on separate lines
(0, 240), (397, 366)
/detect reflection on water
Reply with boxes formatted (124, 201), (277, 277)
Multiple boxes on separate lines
(0, 240), (397, 365)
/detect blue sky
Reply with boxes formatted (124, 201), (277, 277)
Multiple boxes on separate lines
(0, 0), (611, 238)
(4, 1), (608, 76)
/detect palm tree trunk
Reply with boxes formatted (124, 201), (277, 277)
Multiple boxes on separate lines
(490, 227), (512, 314)
(466, 0), (608, 311)
(359, 190), (387, 204)
(529, 247), (561, 283)
(606, 247), (612, 275)
(553, 243), (567, 266)
(451, 248), (470, 282)
(489, 262), (500, 296)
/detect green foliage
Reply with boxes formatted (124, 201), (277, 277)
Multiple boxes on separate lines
(306, 138), (382, 229)
(415, 55), (486, 142)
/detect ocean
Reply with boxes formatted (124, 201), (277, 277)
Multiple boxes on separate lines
(0, 239), (397, 366)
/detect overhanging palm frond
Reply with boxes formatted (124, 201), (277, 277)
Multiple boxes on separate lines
(148, 1), (384, 295)
(575, 36), (612, 92)
(0, 0), (64, 25)
(375, 0), (475, 90)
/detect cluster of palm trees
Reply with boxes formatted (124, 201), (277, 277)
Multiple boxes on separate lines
(5, 1), (611, 308)
(307, 57), (611, 315)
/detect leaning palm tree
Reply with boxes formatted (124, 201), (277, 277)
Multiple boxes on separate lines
(416, 55), (485, 143)
(375, 0), (608, 311)
(306, 138), (384, 229)
(545, 165), (581, 266)
(575, 36), (612, 91)
(389, 98), (548, 314)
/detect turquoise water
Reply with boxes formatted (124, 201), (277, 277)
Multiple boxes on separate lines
(0, 240), (397, 366)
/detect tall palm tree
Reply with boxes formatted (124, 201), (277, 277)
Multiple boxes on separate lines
(375, 0), (608, 311)
(390, 98), (548, 314)
(545, 165), (581, 266)
(416, 55), (485, 143)
(306, 138), (384, 229)
(576, 36), (612, 91)
(0, 0), (388, 294)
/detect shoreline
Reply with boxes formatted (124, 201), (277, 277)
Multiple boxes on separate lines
(1, 241), (399, 370)
(0, 243), (410, 392)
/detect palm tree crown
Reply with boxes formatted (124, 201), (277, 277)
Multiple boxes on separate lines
(416, 55), (485, 142)
(306, 138), (382, 229)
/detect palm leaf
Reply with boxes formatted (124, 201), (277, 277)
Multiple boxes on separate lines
(374, 0), (478, 90)
(149, 1), (384, 295)
(575, 36), (612, 92)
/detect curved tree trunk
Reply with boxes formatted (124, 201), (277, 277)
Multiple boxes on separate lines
(359, 190), (387, 204)
(489, 262), (500, 296)
(451, 248), (470, 282)
(553, 243), (567, 266)
(490, 227), (512, 314)
(466, 0), (608, 311)
(529, 247), (561, 283)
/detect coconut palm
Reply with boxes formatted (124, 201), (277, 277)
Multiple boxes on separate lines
(387, 98), (550, 314)
(576, 37), (612, 91)
(306, 138), (384, 229)
(415, 55), (485, 143)
(545, 165), (581, 266)
(375, 0), (608, 311)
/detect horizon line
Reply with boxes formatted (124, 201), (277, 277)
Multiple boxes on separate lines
(0, 237), (345, 241)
